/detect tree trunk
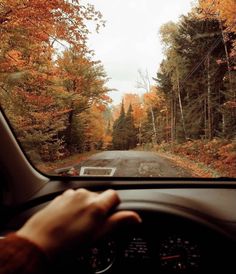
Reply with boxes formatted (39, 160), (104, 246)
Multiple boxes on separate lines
(222, 112), (226, 137)
(219, 19), (234, 98)
(150, 107), (157, 145)
(204, 96), (207, 140)
(171, 92), (176, 143)
(176, 68), (187, 140)
(138, 122), (142, 145)
(207, 56), (212, 140)
(166, 111), (169, 142)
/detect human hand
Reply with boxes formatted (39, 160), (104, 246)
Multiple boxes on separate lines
(16, 189), (141, 258)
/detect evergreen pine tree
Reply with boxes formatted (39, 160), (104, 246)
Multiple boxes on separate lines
(112, 101), (127, 149)
(125, 104), (138, 149)
(112, 102), (137, 149)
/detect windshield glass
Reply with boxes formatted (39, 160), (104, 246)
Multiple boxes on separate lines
(0, 0), (235, 178)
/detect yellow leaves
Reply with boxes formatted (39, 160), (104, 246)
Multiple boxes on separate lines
(112, 88), (168, 130)
(143, 87), (166, 110)
(103, 135), (112, 143)
(199, 0), (236, 52)
(199, 0), (236, 32)
(0, 0), (108, 159)
(122, 93), (146, 126)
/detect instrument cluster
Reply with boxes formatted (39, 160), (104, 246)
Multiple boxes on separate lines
(75, 233), (202, 274)
(55, 214), (235, 274)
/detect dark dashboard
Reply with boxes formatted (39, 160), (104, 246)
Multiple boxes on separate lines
(62, 212), (235, 274)
(1, 187), (236, 274)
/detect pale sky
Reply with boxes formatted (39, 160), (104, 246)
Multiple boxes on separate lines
(86, 0), (195, 105)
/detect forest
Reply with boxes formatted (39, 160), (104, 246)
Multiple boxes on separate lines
(0, 0), (235, 176)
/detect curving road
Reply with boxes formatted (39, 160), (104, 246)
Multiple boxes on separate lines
(74, 150), (193, 177)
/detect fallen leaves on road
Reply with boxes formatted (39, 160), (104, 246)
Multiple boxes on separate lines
(157, 152), (220, 178)
(36, 151), (99, 175)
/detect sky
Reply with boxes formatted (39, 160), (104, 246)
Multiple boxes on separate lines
(85, 0), (194, 105)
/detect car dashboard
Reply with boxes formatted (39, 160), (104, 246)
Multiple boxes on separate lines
(61, 212), (235, 274)
(1, 186), (236, 274)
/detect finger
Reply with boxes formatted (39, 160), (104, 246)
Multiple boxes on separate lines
(62, 189), (75, 197)
(103, 211), (142, 234)
(95, 190), (121, 214)
(109, 211), (142, 225)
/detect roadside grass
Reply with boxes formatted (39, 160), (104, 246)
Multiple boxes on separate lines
(36, 150), (100, 174)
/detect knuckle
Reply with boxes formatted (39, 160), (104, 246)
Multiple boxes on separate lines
(108, 189), (119, 201)
(76, 188), (88, 194)
(62, 189), (75, 196)
(90, 202), (106, 217)
(75, 188), (90, 198)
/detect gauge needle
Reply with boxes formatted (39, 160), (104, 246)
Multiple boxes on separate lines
(161, 255), (181, 260)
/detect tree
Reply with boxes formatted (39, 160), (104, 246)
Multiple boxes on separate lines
(136, 70), (158, 144)
(199, 0), (236, 131)
(0, 0), (110, 161)
(125, 104), (138, 149)
(57, 49), (111, 151)
(112, 101), (137, 150)
(199, 0), (236, 34)
(141, 87), (168, 144)
(112, 101), (127, 150)
(79, 104), (107, 152)
(156, 8), (236, 143)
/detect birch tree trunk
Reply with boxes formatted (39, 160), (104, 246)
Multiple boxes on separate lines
(171, 91), (176, 143)
(176, 68), (187, 140)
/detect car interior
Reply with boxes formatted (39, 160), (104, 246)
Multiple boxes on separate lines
(1, 109), (236, 274)
(1, 1), (236, 273)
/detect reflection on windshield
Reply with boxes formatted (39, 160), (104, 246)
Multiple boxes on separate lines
(0, 0), (235, 178)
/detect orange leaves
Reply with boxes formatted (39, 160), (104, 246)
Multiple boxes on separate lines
(0, 0), (109, 162)
(95, 103), (106, 112)
(165, 139), (236, 177)
(224, 101), (236, 109)
(100, 94), (112, 103)
(199, 0), (236, 32)
(199, 0), (236, 56)
(6, 50), (22, 61)
(78, 103), (107, 149)
(20, 92), (54, 106)
(1, 0), (104, 55)
(143, 87), (166, 109)
(3, 50), (25, 69)
(112, 89), (168, 130)
(123, 93), (140, 110)
(143, 91), (157, 106)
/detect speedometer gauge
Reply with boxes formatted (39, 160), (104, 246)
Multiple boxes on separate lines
(159, 236), (200, 273)
(77, 240), (116, 274)
(88, 240), (116, 273)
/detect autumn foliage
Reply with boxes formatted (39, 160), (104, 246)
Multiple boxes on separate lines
(157, 139), (236, 177)
(0, 0), (109, 162)
(0, 1), (235, 178)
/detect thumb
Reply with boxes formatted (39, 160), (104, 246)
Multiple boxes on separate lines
(103, 211), (142, 234)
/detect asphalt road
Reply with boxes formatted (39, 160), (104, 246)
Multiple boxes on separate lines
(75, 150), (193, 177)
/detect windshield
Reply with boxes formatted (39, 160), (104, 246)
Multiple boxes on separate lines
(0, 0), (235, 178)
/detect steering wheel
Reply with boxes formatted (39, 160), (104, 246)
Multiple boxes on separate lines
(54, 193), (235, 274)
